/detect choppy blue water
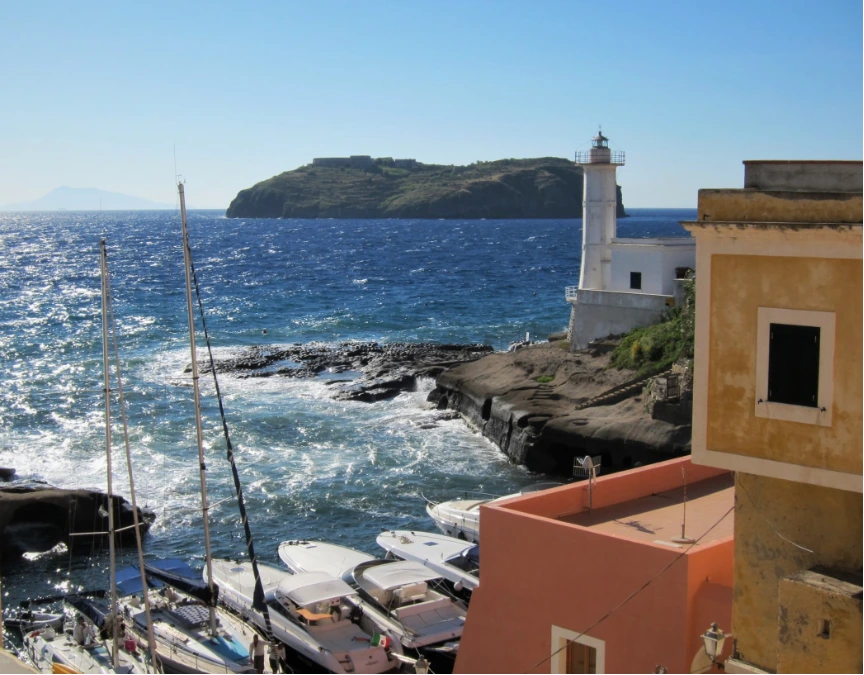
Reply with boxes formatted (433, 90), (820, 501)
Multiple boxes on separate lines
(0, 207), (693, 609)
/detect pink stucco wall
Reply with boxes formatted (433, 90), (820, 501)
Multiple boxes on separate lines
(454, 458), (733, 674)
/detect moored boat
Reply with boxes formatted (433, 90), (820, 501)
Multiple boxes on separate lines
(376, 530), (478, 601)
(116, 559), (256, 674)
(278, 541), (466, 652)
(425, 482), (563, 542)
(209, 559), (402, 674)
(24, 596), (149, 674)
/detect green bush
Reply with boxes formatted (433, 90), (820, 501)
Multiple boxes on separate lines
(535, 375), (555, 383)
(610, 279), (695, 377)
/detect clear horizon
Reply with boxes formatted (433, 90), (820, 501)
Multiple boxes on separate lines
(2, 0), (861, 209)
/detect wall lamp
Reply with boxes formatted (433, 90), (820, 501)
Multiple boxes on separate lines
(701, 622), (730, 664)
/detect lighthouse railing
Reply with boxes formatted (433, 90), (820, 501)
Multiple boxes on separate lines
(574, 150), (625, 165)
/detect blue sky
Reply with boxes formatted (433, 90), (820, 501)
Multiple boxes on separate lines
(1, 0), (861, 208)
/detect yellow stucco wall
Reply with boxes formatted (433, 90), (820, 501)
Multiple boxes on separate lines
(732, 473), (863, 671)
(706, 254), (862, 474)
(777, 570), (863, 674)
(698, 189), (862, 224)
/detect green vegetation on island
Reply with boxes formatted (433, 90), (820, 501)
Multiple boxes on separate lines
(226, 157), (626, 219)
(610, 278), (696, 377)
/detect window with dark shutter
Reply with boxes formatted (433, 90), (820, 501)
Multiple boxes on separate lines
(629, 272), (642, 290)
(767, 323), (820, 407)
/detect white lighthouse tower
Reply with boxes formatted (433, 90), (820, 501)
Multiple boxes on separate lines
(577, 129), (625, 290)
(566, 130), (696, 350)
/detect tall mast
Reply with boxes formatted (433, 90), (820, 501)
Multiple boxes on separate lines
(99, 240), (120, 669)
(102, 240), (160, 670)
(178, 183), (218, 637)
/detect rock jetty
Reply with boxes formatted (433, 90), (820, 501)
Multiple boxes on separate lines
(427, 341), (692, 476)
(0, 484), (155, 557)
(193, 341), (494, 402)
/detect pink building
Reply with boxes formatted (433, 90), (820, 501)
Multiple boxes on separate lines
(455, 457), (734, 674)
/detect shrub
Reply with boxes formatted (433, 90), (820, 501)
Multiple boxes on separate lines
(610, 278), (696, 377)
(535, 375), (555, 383)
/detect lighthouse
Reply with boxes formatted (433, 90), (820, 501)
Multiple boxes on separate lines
(576, 129), (625, 290)
(566, 130), (695, 350)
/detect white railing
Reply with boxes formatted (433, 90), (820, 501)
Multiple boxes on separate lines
(565, 286), (579, 300)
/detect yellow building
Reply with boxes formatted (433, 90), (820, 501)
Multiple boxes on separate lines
(683, 160), (862, 674)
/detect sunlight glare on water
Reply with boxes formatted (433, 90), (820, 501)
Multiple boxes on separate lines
(0, 208), (693, 606)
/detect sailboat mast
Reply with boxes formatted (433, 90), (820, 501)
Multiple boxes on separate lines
(178, 183), (218, 637)
(99, 240), (121, 669)
(103, 246), (160, 671)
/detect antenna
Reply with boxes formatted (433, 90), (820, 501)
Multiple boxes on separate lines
(672, 466), (696, 544)
(574, 455), (602, 510)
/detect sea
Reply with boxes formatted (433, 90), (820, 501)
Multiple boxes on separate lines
(0, 208), (694, 615)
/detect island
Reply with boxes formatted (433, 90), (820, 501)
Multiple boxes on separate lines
(226, 156), (626, 219)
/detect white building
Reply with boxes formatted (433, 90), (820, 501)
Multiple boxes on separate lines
(566, 131), (695, 349)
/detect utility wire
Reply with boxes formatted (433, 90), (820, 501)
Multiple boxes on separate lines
(737, 478), (814, 554)
(526, 503), (734, 673)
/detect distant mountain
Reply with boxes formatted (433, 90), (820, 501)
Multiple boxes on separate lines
(2, 187), (175, 211)
(226, 157), (625, 220)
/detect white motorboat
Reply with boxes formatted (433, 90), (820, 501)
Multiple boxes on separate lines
(376, 530), (479, 600)
(116, 559), (257, 674)
(209, 559), (401, 674)
(424, 492), (499, 543)
(425, 482), (564, 542)
(4, 609), (64, 635)
(278, 541), (467, 651)
(24, 597), (149, 674)
(278, 540), (376, 577)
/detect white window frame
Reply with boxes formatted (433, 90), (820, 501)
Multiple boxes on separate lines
(551, 626), (605, 674)
(755, 307), (835, 427)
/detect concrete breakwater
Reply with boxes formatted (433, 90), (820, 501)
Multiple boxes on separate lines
(427, 341), (692, 476)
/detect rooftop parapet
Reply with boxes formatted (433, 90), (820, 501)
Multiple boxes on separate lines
(694, 188), (862, 225)
(743, 160), (862, 192)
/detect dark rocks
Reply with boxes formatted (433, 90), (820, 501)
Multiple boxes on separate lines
(190, 341), (493, 402)
(0, 484), (156, 557)
(428, 342), (692, 477)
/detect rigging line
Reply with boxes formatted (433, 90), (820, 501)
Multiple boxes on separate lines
(737, 478), (814, 554)
(187, 247), (275, 642)
(526, 503), (735, 674)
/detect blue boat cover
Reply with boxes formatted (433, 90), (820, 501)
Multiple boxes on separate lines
(208, 634), (250, 664)
(143, 558), (218, 606)
(67, 596), (108, 627)
(115, 565), (164, 597)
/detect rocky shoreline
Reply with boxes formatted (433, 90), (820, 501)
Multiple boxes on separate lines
(0, 483), (155, 557)
(201, 339), (692, 479)
(195, 341), (494, 402)
(427, 341), (692, 477)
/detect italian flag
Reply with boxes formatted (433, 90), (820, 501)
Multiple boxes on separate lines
(370, 634), (392, 649)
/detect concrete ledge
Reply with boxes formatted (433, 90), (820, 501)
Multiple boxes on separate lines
(724, 658), (770, 674)
(569, 288), (671, 311)
(743, 160), (862, 192)
(697, 189), (862, 224)
(0, 650), (37, 673)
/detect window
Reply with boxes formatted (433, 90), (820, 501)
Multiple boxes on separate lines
(630, 272), (642, 290)
(551, 627), (605, 674)
(567, 642), (597, 674)
(755, 308), (834, 426)
(767, 324), (820, 407)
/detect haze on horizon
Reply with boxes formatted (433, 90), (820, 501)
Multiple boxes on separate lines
(1, 0), (860, 210)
